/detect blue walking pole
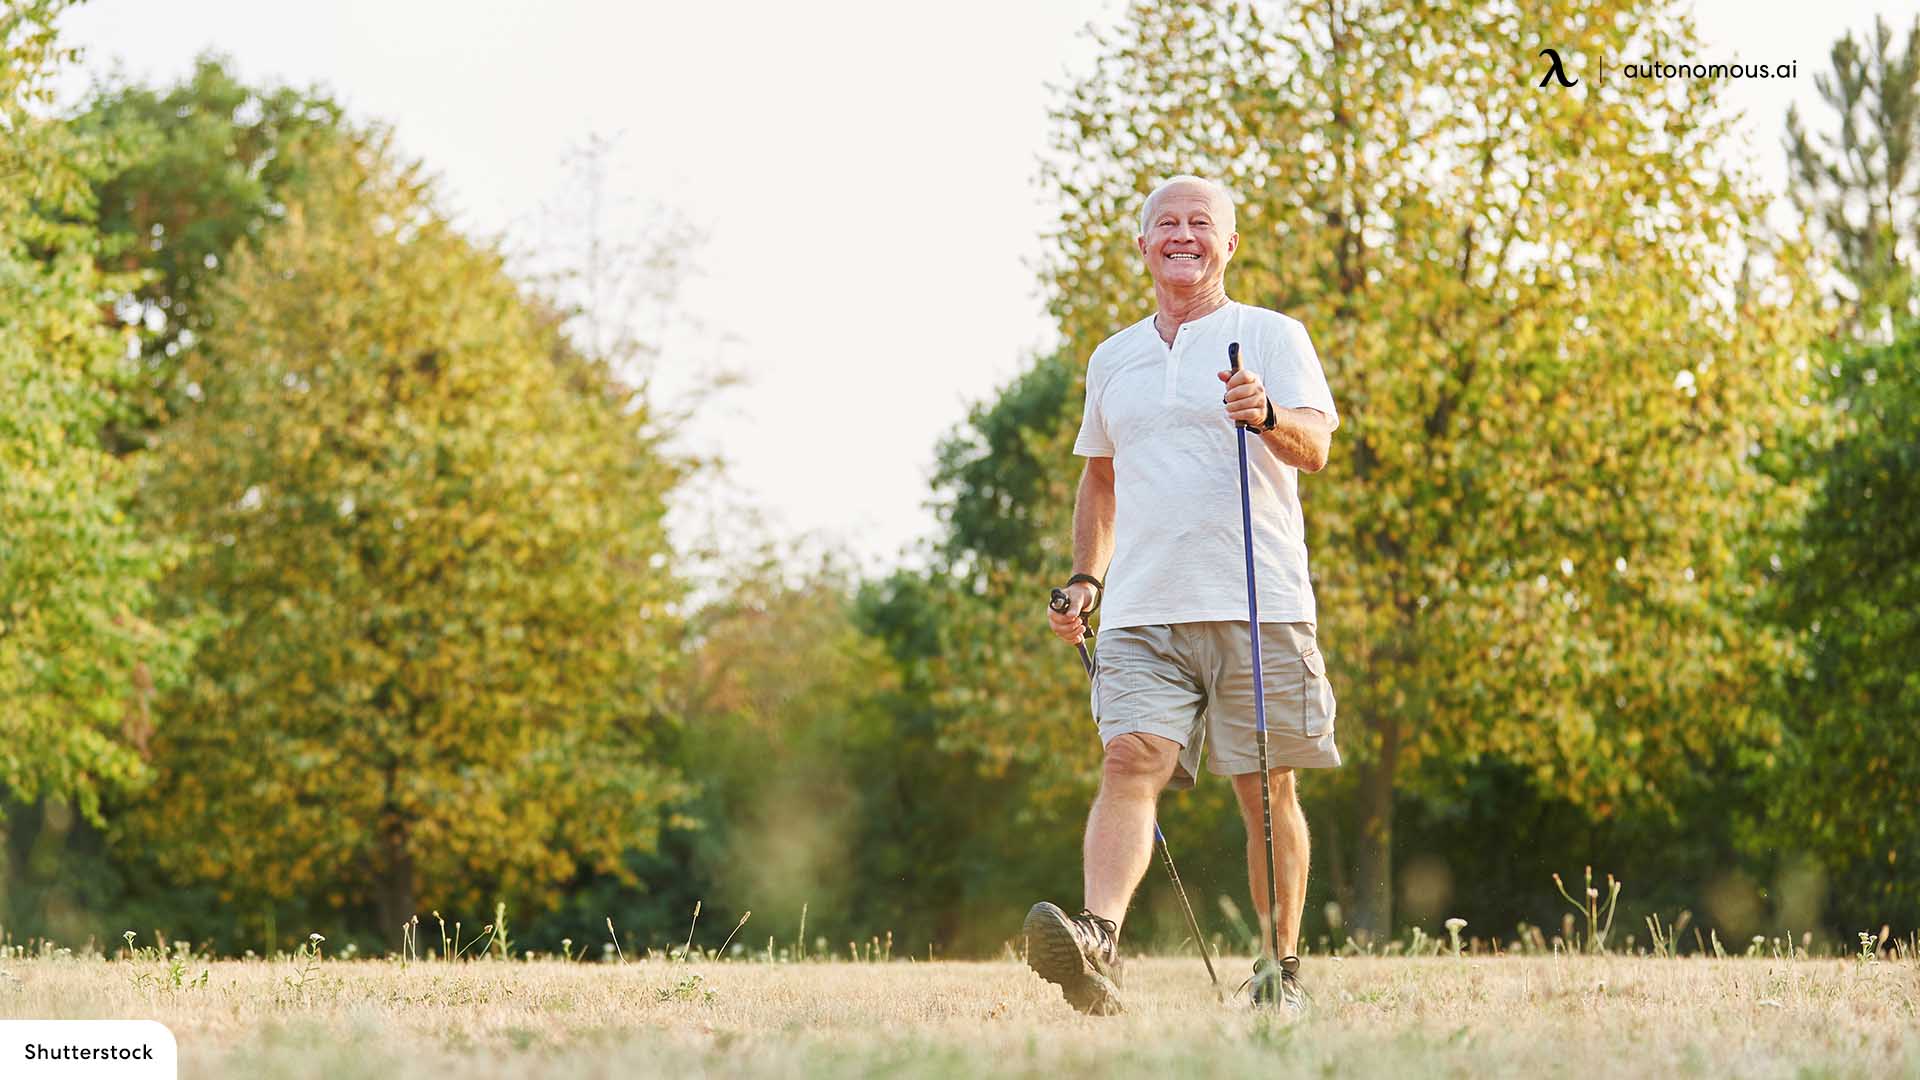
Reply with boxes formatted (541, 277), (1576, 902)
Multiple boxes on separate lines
(1229, 341), (1284, 981)
(1051, 588), (1219, 988)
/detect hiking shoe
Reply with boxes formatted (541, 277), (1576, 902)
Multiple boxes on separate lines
(1244, 954), (1310, 1017)
(1022, 902), (1123, 1015)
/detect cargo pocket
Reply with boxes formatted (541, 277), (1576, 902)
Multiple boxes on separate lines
(1301, 647), (1335, 738)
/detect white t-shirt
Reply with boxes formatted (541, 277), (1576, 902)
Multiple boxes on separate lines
(1073, 301), (1338, 630)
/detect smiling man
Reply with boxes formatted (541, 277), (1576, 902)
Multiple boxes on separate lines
(1023, 175), (1340, 1017)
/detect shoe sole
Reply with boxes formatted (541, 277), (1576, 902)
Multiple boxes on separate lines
(1022, 902), (1122, 1016)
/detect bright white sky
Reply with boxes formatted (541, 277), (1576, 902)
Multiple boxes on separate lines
(55, 0), (1906, 572)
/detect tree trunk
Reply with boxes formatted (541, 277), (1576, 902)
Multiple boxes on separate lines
(375, 817), (415, 951)
(1322, 810), (1355, 936)
(1353, 716), (1400, 942)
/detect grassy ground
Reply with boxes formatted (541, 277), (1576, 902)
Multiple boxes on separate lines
(4, 951), (1918, 1078)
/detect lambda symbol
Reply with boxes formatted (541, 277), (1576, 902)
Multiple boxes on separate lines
(1538, 48), (1578, 88)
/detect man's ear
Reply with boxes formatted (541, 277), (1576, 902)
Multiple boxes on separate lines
(1226, 233), (1239, 256)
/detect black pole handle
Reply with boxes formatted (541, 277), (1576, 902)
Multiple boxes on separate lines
(1051, 588), (1096, 676)
(1228, 341), (1248, 429)
(1050, 587), (1091, 629)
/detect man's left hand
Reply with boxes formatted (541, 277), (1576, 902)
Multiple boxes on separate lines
(1218, 366), (1267, 428)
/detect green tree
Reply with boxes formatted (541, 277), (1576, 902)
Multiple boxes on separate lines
(123, 134), (687, 947)
(1752, 324), (1920, 932)
(1759, 18), (1920, 934)
(1787, 15), (1920, 330)
(0, 0), (190, 828)
(661, 554), (896, 950)
(937, 0), (1821, 937)
(69, 55), (345, 444)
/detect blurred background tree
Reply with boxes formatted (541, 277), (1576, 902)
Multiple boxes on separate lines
(1787, 15), (1920, 333)
(0, 0), (194, 942)
(1758, 13), (1920, 936)
(73, 55), (346, 449)
(121, 134), (687, 950)
(1752, 324), (1920, 935)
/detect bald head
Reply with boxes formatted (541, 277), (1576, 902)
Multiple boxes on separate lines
(1139, 175), (1236, 237)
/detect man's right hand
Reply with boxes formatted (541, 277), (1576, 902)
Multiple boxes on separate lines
(1048, 582), (1097, 645)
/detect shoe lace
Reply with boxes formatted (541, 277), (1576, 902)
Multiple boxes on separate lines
(1073, 909), (1119, 942)
(1243, 955), (1308, 1003)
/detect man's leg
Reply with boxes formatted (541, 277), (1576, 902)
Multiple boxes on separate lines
(1083, 732), (1181, 931)
(1025, 731), (1178, 1014)
(1231, 767), (1308, 957)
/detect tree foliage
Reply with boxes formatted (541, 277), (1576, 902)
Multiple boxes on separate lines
(0, 0), (190, 824)
(1760, 17), (1920, 932)
(121, 134), (687, 944)
(1753, 324), (1920, 931)
(1787, 15), (1920, 328)
(73, 55), (347, 441)
(932, 0), (1822, 935)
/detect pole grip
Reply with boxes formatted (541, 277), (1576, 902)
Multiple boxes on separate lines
(1228, 342), (1248, 430)
(1051, 586), (1093, 635)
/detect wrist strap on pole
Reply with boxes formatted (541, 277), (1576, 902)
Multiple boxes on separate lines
(1066, 572), (1104, 611)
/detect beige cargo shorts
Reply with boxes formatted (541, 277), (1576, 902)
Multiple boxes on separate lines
(1091, 621), (1339, 788)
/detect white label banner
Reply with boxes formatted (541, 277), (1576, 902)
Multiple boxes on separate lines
(0, 1020), (177, 1079)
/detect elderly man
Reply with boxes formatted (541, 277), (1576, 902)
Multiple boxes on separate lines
(1024, 175), (1340, 1017)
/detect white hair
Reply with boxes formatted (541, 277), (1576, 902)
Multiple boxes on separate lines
(1139, 175), (1237, 237)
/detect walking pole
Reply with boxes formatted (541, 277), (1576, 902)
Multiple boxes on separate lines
(1051, 588), (1220, 989)
(1228, 341), (1284, 991)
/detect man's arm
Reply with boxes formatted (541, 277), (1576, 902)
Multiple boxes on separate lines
(1049, 457), (1115, 643)
(1221, 367), (1335, 473)
(1073, 456), (1117, 579)
(1257, 407), (1333, 473)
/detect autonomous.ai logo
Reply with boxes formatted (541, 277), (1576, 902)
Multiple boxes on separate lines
(1533, 46), (1799, 89)
(1538, 48), (1577, 88)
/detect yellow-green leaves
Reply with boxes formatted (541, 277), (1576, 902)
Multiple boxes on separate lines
(122, 136), (688, 936)
(0, 0), (193, 825)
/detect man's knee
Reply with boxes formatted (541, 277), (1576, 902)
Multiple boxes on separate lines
(1100, 733), (1180, 792)
(1232, 769), (1299, 823)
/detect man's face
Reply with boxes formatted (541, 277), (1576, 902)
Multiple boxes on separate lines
(1136, 184), (1237, 291)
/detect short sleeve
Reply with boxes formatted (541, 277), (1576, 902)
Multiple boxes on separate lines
(1072, 359), (1115, 457)
(1268, 318), (1339, 431)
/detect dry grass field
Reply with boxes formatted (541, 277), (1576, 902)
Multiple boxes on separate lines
(4, 949), (1918, 1078)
